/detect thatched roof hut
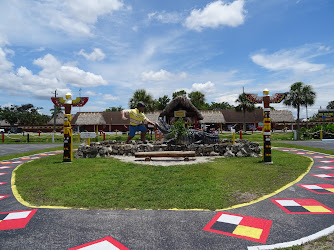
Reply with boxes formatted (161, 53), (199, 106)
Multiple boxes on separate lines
(200, 110), (226, 124)
(145, 111), (162, 124)
(47, 113), (65, 125)
(160, 96), (204, 120)
(221, 109), (263, 123)
(103, 111), (129, 125)
(73, 112), (106, 126)
(271, 110), (295, 123)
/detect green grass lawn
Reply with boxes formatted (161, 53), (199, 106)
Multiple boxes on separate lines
(15, 150), (311, 210)
(220, 131), (294, 141)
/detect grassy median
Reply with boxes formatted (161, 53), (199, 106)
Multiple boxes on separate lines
(14, 150), (311, 210)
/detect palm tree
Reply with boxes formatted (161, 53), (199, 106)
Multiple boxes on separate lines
(235, 91), (255, 132)
(284, 82), (304, 140)
(129, 89), (156, 112)
(50, 106), (63, 118)
(302, 84), (316, 128)
(188, 91), (205, 109)
(327, 101), (334, 109)
(156, 95), (170, 110)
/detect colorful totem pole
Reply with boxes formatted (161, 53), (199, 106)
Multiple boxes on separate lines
(51, 93), (88, 162)
(245, 89), (285, 163)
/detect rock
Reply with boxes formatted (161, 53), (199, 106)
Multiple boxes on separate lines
(99, 147), (108, 157)
(210, 151), (220, 156)
(224, 150), (235, 157)
(73, 139), (261, 159)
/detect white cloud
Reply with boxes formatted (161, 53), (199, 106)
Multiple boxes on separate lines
(0, 0), (125, 38)
(141, 69), (187, 82)
(0, 34), (9, 47)
(0, 46), (108, 98)
(148, 11), (183, 24)
(250, 45), (329, 73)
(185, 0), (246, 31)
(191, 81), (216, 95)
(78, 48), (106, 61)
(215, 93), (239, 104)
(66, 0), (124, 24)
(103, 94), (119, 101)
(48, 0), (124, 36)
(84, 91), (102, 96)
(0, 48), (13, 72)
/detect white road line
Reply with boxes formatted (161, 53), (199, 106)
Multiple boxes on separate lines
(247, 224), (334, 250)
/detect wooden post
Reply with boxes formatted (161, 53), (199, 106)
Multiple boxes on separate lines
(103, 132), (106, 141)
(1, 133), (4, 143)
(263, 90), (272, 163)
(87, 138), (90, 146)
(240, 130), (242, 139)
(320, 129), (323, 140)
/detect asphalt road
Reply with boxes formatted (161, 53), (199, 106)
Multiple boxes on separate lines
(0, 144), (334, 249)
(0, 144), (63, 157)
(277, 140), (334, 151)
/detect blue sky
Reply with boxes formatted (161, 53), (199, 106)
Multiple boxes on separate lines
(0, 0), (333, 118)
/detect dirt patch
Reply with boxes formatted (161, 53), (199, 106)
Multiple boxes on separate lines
(232, 191), (261, 204)
(112, 155), (220, 166)
(302, 233), (334, 250)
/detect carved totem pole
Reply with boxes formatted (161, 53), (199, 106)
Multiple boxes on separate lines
(51, 93), (88, 162)
(245, 89), (285, 163)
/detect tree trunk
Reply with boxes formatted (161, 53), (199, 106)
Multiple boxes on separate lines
(306, 104), (309, 129)
(243, 109), (246, 132)
(297, 105), (300, 140)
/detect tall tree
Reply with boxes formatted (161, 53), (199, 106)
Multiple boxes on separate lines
(106, 106), (123, 112)
(235, 92), (255, 132)
(156, 95), (170, 110)
(0, 104), (50, 127)
(0, 105), (20, 127)
(172, 90), (187, 99)
(302, 84), (316, 128)
(284, 82), (304, 140)
(129, 89), (156, 112)
(50, 106), (64, 118)
(327, 101), (334, 109)
(188, 91), (205, 109)
(206, 101), (235, 110)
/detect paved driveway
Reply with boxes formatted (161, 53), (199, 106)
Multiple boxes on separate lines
(277, 140), (334, 151)
(0, 144), (62, 157)
(1, 144), (334, 249)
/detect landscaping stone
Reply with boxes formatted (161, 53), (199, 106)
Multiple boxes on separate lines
(74, 139), (261, 159)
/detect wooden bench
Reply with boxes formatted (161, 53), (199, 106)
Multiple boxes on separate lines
(135, 151), (196, 161)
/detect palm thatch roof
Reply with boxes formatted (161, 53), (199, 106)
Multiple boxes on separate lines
(271, 110), (295, 123)
(221, 109), (263, 123)
(47, 113), (65, 125)
(145, 111), (162, 124)
(73, 112), (107, 125)
(103, 111), (129, 125)
(160, 96), (204, 120)
(200, 110), (226, 124)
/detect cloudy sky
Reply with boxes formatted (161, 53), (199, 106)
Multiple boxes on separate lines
(0, 0), (333, 118)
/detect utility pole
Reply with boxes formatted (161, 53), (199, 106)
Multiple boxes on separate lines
(52, 89), (58, 132)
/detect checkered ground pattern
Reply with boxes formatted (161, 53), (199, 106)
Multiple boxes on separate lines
(298, 184), (334, 194)
(311, 173), (334, 181)
(68, 236), (129, 250)
(271, 199), (334, 214)
(203, 212), (272, 243)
